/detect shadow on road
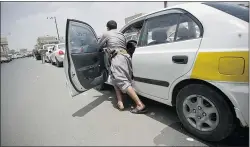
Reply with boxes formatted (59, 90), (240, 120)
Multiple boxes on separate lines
(72, 85), (249, 147)
(72, 92), (109, 117)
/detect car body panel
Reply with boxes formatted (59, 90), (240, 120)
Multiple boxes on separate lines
(56, 55), (65, 62)
(208, 81), (249, 126)
(132, 38), (202, 99)
(191, 51), (248, 83)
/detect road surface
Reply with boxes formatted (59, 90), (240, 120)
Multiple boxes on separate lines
(1, 58), (248, 146)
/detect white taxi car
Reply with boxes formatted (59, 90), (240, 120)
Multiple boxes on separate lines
(50, 43), (65, 67)
(63, 2), (248, 142)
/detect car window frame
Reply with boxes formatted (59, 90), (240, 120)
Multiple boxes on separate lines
(137, 9), (184, 48)
(138, 13), (181, 47)
(137, 8), (204, 48)
(174, 13), (203, 43)
(121, 19), (146, 44)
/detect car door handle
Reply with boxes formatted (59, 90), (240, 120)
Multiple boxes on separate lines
(172, 55), (188, 64)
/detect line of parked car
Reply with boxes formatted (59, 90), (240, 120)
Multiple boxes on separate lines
(1, 52), (33, 63)
(34, 43), (65, 67)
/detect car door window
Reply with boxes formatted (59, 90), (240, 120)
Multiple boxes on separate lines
(70, 23), (98, 54)
(126, 35), (132, 41)
(175, 14), (201, 41)
(123, 20), (144, 43)
(139, 13), (180, 47)
(132, 35), (138, 41)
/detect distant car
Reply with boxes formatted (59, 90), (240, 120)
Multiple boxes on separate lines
(45, 46), (54, 63)
(7, 54), (13, 61)
(50, 43), (65, 67)
(33, 49), (41, 60)
(16, 54), (22, 59)
(11, 54), (15, 60)
(1, 56), (8, 63)
(13, 54), (17, 59)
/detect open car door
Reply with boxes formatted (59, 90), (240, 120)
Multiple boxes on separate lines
(64, 19), (108, 97)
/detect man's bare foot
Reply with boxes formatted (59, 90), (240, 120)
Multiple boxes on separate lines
(136, 104), (145, 110)
(117, 101), (124, 110)
(130, 104), (147, 114)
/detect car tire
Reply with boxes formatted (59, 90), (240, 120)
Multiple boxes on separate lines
(36, 56), (41, 60)
(176, 84), (235, 142)
(51, 58), (55, 65)
(55, 57), (63, 67)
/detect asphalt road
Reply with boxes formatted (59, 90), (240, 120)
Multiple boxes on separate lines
(1, 58), (249, 146)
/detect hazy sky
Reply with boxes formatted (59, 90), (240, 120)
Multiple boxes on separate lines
(1, 1), (248, 51)
(1, 2), (165, 50)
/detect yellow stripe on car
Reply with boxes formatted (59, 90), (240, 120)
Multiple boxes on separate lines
(191, 51), (249, 83)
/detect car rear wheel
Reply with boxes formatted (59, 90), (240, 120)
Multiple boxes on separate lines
(35, 56), (41, 60)
(176, 84), (235, 142)
(55, 57), (63, 67)
(51, 58), (55, 65)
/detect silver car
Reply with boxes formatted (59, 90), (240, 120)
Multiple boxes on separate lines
(50, 43), (65, 67)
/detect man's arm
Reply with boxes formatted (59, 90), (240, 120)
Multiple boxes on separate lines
(98, 32), (108, 49)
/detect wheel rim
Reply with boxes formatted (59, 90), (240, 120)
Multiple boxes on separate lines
(182, 94), (219, 132)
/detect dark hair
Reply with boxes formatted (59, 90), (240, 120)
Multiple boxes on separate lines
(106, 20), (117, 30)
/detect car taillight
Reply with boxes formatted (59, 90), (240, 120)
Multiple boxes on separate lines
(58, 50), (64, 55)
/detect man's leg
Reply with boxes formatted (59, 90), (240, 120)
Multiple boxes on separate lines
(114, 85), (124, 110)
(126, 86), (145, 111)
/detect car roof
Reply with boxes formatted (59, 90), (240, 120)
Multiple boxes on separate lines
(55, 43), (65, 46)
(120, 2), (204, 31)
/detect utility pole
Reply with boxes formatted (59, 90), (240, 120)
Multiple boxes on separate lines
(164, 1), (167, 8)
(47, 17), (60, 40)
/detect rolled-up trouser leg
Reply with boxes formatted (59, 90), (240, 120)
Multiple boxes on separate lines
(110, 54), (133, 93)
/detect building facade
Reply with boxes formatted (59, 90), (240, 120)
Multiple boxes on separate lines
(0, 37), (9, 57)
(125, 13), (145, 24)
(20, 49), (28, 54)
(9, 49), (15, 54)
(35, 36), (65, 50)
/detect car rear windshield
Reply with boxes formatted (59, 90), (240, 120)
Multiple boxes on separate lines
(58, 44), (65, 50)
(203, 2), (249, 22)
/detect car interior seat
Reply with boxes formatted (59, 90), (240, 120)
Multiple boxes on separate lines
(148, 28), (168, 45)
(176, 27), (190, 41)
